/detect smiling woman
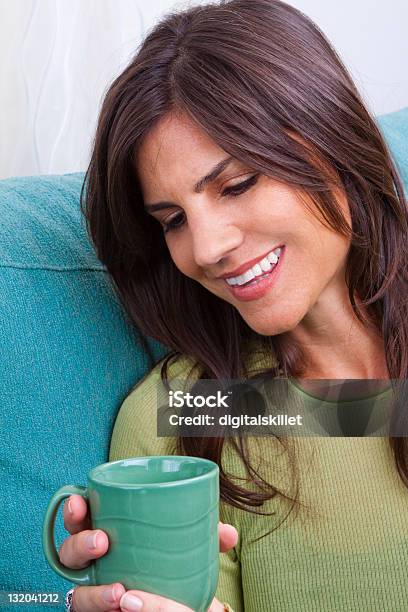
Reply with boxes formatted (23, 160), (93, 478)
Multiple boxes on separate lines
(135, 111), (353, 335)
(60, 0), (408, 610)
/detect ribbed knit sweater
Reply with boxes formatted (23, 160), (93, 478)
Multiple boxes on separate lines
(109, 353), (407, 612)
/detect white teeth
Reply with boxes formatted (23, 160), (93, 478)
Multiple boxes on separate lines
(225, 247), (282, 286)
(260, 257), (272, 273)
(267, 252), (278, 264)
(240, 269), (255, 284)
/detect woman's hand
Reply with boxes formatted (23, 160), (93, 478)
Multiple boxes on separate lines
(60, 494), (238, 611)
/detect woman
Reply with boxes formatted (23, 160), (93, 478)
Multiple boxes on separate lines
(59, 0), (408, 610)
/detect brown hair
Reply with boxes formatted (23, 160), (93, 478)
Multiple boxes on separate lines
(81, 0), (408, 523)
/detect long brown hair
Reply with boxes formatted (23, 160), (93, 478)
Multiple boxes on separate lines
(81, 0), (408, 520)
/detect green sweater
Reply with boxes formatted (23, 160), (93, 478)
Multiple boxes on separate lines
(110, 354), (406, 612)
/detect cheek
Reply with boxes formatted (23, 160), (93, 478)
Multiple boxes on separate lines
(167, 239), (197, 278)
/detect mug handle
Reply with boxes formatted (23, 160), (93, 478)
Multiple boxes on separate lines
(42, 484), (96, 585)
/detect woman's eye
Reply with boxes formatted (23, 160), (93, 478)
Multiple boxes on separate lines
(221, 174), (259, 197)
(161, 174), (259, 234)
(162, 212), (185, 234)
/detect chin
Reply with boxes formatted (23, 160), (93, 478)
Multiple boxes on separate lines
(244, 311), (303, 336)
(244, 319), (290, 336)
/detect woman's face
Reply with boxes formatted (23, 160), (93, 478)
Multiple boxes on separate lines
(136, 112), (351, 336)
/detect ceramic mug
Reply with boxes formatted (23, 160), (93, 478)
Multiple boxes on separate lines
(43, 456), (220, 611)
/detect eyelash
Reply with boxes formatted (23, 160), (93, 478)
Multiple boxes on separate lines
(162, 174), (260, 234)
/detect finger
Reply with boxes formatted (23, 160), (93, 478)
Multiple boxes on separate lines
(120, 591), (192, 612)
(218, 521), (238, 553)
(63, 495), (91, 534)
(59, 529), (109, 569)
(73, 583), (126, 612)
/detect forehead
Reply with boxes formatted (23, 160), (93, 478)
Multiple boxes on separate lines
(135, 112), (227, 196)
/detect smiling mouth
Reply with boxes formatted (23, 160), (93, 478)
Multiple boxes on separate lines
(223, 246), (285, 301)
(223, 247), (282, 287)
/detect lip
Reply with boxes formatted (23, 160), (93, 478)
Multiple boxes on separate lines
(225, 246), (285, 302)
(216, 245), (284, 280)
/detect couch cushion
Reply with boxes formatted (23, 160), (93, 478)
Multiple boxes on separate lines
(377, 106), (408, 190)
(0, 173), (102, 268)
(0, 173), (169, 609)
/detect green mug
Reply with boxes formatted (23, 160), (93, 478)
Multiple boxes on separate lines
(43, 456), (220, 611)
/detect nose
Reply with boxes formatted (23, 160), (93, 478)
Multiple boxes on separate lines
(189, 209), (244, 269)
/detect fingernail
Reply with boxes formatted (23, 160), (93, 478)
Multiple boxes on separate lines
(102, 587), (115, 604)
(120, 593), (143, 611)
(102, 585), (123, 603)
(67, 499), (74, 515)
(86, 531), (101, 550)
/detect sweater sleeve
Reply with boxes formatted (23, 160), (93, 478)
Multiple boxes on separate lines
(109, 356), (243, 611)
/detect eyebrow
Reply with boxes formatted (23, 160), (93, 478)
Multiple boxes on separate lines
(143, 155), (234, 213)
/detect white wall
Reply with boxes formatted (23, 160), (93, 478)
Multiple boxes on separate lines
(0, 0), (407, 179)
(291, 0), (408, 116)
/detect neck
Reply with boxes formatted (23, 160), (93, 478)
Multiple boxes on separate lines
(286, 284), (388, 380)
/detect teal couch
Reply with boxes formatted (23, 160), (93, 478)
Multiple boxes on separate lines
(0, 108), (407, 611)
(0, 173), (169, 611)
